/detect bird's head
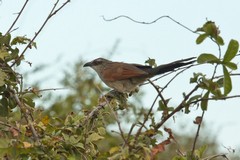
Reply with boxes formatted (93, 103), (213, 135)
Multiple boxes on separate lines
(83, 58), (111, 72)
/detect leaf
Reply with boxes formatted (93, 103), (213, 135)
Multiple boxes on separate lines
(223, 66), (232, 95)
(23, 142), (32, 148)
(216, 36), (224, 46)
(145, 58), (157, 67)
(22, 96), (35, 108)
(190, 73), (205, 83)
(197, 53), (219, 64)
(196, 34), (208, 44)
(201, 91), (209, 110)
(109, 146), (120, 154)
(9, 127), (19, 137)
(223, 61), (238, 70)
(87, 132), (104, 143)
(0, 50), (9, 60)
(97, 127), (106, 136)
(223, 39), (239, 62)
(195, 145), (208, 158)
(193, 116), (202, 125)
(0, 98), (8, 117)
(202, 21), (219, 37)
(0, 70), (7, 86)
(158, 99), (174, 111)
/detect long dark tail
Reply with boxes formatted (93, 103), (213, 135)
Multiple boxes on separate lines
(149, 57), (196, 76)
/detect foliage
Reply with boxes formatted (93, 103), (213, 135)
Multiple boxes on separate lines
(0, 2), (240, 160)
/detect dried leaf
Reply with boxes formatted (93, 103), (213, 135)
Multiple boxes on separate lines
(194, 116), (202, 125)
(9, 127), (19, 137)
(23, 142), (32, 148)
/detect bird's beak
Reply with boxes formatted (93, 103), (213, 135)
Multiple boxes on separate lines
(83, 62), (91, 67)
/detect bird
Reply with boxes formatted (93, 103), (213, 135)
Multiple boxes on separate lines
(83, 57), (195, 93)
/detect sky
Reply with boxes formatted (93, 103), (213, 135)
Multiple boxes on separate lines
(0, 0), (240, 155)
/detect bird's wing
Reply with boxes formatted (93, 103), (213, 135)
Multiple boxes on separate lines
(102, 62), (149, 81)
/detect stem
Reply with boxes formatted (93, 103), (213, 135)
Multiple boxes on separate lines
(11, 0), (70, 67)
(191, 111), (205, 158)
(5, 0), (29, 35)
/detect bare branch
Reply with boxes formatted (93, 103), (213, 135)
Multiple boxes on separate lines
(5, 0), (29, 35)
(190, 95), (240, 104)
(102, 15), (198, 34)
(11, 0), (70, 67)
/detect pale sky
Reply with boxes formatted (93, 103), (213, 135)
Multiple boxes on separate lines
(1, 0), (240, 155)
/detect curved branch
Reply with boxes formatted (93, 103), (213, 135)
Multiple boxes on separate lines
(102, 15), (198, 34)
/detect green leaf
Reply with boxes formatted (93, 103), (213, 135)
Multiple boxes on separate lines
(223, 39), (239, 62)
(216, 36), (224, 46)
(202, 21), (218, 37)
(0, 70), (7, 86)
(23, 96), (35, 108)
(223, 66), (232, 95)
(190, 73), (205, 83)
(145, 58), (157, 67)
(197, 53), (219, 64)
(86, 132), (104, 143)
(97, 127), (106, 136)
(0, 98), (9, 117)
(216, 78), (224, 88)
(0, 50), (9, 60)
(158, 99), (173, 111)
(196, 34), (208, 44)
(195, 145), (208, 158)
(223, 61), (238, 70)
(201, 91), (209, 110)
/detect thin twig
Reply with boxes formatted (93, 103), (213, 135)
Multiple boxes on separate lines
(0, 121), (21, 133)
(148, 79), (168, 109)
(161, 64), (195, 92)
(102, 15), (198, 34)
(11, 0), (70, 67)
(202, 153), (229, 160)
(5, 0), (29, 35)
(124, 123), (136, 147)
(19, 87), (67, 94)
(134, 94), (159, 142)
(190, 95), (240, 104)
(191, 111), (205, 158)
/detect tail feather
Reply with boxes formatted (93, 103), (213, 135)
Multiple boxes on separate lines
(150, 57), (196, 76)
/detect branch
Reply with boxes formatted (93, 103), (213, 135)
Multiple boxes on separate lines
(190, 95), (240, 104)
(82, 100), (107, 126)
(11, 0), (70, 67)
(154, 85), (199, 131)
(102, 15), (198, 34)
(9, 86), (39, 142)
(5, 0), (29, 35)
(0, 121), (21, 133)
(134, 94), (159, 142)
(191, 111), (205, 158)
(202, 153), (229, 160)
(148, 79), (168, 108)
